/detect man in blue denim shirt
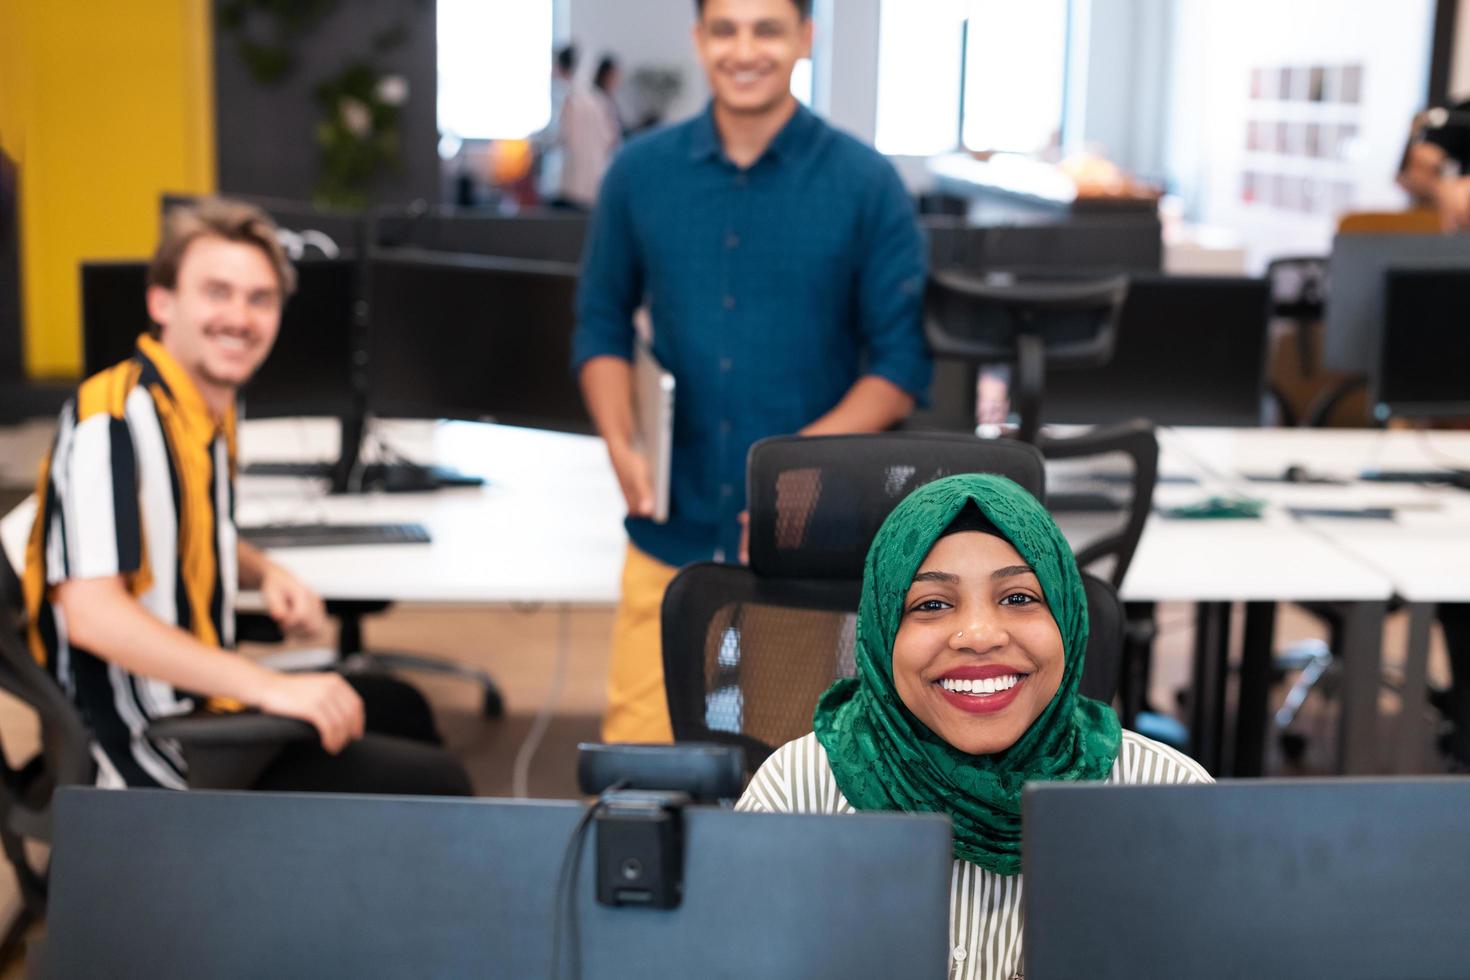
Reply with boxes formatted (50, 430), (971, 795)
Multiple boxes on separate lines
(572, 0), (930, 743)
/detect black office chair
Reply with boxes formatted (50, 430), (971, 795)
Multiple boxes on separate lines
(922, 270), (1130, 443)
(661, 433), (1126, 773)
(0, 542), (311, 919)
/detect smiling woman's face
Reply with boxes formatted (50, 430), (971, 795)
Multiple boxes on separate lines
(891, 531), (1066, 756)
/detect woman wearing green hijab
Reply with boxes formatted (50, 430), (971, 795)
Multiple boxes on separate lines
(737, 473), (1210, 980)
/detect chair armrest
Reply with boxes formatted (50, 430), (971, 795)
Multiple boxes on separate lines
(148, 711), (318, 790)
(147, 711), (316, 747)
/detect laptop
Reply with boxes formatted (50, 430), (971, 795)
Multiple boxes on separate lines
(1023, 779), (1470, 980)
(634, 340), (675, 523)
(42, 788), (952, 979)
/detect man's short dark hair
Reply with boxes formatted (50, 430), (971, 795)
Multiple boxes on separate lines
(556, 44), (578, 74)
(694, 0), (812, 18)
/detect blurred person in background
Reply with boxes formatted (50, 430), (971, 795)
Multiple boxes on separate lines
(559, 55), (625, 210)
(536, 43), (580, 209)
(1398, 100), (1470, 231)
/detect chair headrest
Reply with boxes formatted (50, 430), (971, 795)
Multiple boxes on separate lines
(745, 433), (1046, 580)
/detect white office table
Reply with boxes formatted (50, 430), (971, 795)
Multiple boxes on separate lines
(236, 418), (628, 796)
(8, 420), (1463, 781)
(1158, 427), (1470, 773)
(236, 418), (627, 605)
(1053, 428), (1398, 776)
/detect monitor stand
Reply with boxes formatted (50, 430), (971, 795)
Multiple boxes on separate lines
(242, 412), (483, 494)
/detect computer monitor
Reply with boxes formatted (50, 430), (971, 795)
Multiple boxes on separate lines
(80, 259), (359, 419)
(375, 209), (589, 264)
(367, 250), (590, 433)
(1374, 267), (1470, 421)
(1324, 232), (1470, 376)
(1023, 779), (1470, 980)
(923, 216), (1163, 277)
(1042, 275), (1270, 427)
(43, 787), (953, 978)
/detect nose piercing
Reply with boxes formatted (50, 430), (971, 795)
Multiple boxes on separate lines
(954, 631), (964, 639)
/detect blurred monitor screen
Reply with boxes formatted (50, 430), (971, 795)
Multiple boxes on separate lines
(367, 251), (589, 433)
(80, 259), (358, 419)
(1043, 275), (1270, 427)
(375, 210), (588, 264)
(1375, 267), (1470, 420)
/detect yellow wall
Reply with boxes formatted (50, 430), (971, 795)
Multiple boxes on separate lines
(0, 0), (215, 379)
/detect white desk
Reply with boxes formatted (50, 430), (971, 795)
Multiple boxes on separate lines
(8, 420), (1465, 780)
(236, 418), (629, 797)
(236, 418), (627, 605)
(1053, 428), (1400, 776)
(1158, 427), (1470, 773)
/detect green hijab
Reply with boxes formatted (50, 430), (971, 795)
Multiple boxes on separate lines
(812, 473), (1121, 875)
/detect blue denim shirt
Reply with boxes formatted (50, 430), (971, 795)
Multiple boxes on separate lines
(572, 103), (930, 568)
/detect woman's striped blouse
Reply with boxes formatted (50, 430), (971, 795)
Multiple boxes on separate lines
(736, 729), (1212, 980)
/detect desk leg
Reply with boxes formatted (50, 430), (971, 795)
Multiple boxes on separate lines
(1336, 600), (1388, 775)
(1120, 602), (1156, 728)
(1394, 603), (1436, 773)
(512, 604), (573, 799)
(1232, 601), (1277, 778)
(1190, 602), (1231, 775)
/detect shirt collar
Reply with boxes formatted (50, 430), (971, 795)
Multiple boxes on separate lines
(688, 99), (820, 167)
(135, 333), (237, 446)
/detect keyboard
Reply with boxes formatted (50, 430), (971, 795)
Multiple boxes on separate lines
(242, 461), (484, 491)
(242, 461), (333, 478)
(239, 523), (431, 549)
(1359, 468), (1469, 485)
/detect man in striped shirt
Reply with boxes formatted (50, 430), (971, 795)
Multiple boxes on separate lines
(22, 198), (468, 794)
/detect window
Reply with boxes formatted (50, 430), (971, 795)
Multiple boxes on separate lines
(792, 58), (814, 107)
(437, 0), (555, 140)
(875, 0), (1071, 156)
(875, 1), (965, 155)
(961, 0), (1068, 153)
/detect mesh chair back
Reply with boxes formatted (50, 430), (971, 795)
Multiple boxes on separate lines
(663, 563), (1125, 772)
(746, 434), (1046, 580)
(924, 271), (1129, 369)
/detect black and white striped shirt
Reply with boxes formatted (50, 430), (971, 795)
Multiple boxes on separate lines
(737, 729), (1212, 980)
(23, 335), (239, 789)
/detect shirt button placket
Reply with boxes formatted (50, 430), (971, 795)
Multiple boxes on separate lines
(714, 168), (747, 559)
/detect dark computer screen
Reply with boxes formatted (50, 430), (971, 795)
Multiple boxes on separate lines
(375, 210), (588, 264)
(1043, 275), (1271, 427)
(1376, 267), (1470, 419)
(922, 216), (1163, 276)
(80, 259), (358, 419)
(367, 251), (589, 432)
(80, 261), (151, 376)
